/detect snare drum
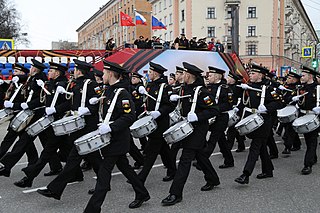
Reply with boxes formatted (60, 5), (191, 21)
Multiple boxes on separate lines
(10, 109), (35, 132)
(277, 105), (298, 123)
(169, 109), (182, 126)
(235, 113), (264, 136)
(163, 120), (194, 144)
(292, 114), (320, 134)
(74, 130), (111, 155)
(227, 110), (240, 127)
(51, 115), (86, 136)
(130, 115), (157, 138)
(26, 116), (54, 137)
(0, 108), (14, 124)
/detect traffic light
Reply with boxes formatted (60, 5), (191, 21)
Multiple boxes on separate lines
(312, 58), (318, 68)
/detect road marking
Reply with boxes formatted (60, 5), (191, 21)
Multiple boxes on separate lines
(23, 140), (285, 193)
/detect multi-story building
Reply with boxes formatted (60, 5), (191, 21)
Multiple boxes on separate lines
(51, 40), (78, 50)
(149, 0), (319, 73)
(76, 0), (152, 50)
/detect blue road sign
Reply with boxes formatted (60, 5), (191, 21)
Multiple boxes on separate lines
(302, 46), (312, 58)
(0, 39), (14, 50)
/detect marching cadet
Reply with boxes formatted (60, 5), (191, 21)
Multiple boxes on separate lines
(290, 66), (319, 175)
(137, 62), (176, 183)
(0, 63), (36, 161)
(203, 66), (234, 168)
(84, 60), (150, 212)
(0, 59), (57, 177)
(13, 62), (72, 188)
(37, 59), (103, 200)
(234, 64), (282, 184)
(128, 72), (145, 169)
(162, 62), (220, 206)
(226, 72), (246, 152)
(280, 71), (301, 154)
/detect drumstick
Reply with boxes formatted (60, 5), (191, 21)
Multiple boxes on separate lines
(178, 95), (191, 99)
(145, 92), (157, 101)
(236, 85), (262, 93)
(40, 85), (51, 95)
(260, 85), (266, 106)
(14, 82), (19, 89)
(288, 92), (309, 104)
(317, 86), (320, 107)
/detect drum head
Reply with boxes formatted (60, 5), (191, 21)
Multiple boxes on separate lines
(235, 113), (257, 127)
(130, 116), (152, 129)
(293, 114), (317, 126)
(278, 106), (296, 117)
(164, 120), (187, 135)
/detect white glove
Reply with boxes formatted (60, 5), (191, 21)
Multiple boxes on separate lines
(278, 85), (286, 91)
(12, 76), (19, 84)
(21, 102), (29, 110)
(170, 94), (180, 102)
(0, 79), (4, 85)
(89, 97), (99, 105)
(292, 96), (300, 102)
(233, 107), (239, 113)
(187, 112), (198, 122)
(78, 107), (90, 116)
(98, 123), (111, 135)
(258, 105), (267, 113)
(312, 107), (320, 115)
(36, 79), (44, 87)
(150, 111), (161, 119)
(138, 86), (147, 95)
(56, 86), (66, 94)
(4, 100), (13, 108)
(240, 83), (250, 90)
(45, 107), (56, 115)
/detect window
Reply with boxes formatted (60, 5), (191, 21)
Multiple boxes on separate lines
(165, 33), (167, 40)
(181, 28), (185, 34)
(248, 26), (256, 37)
(164, 16), (167, 25)
(169, 0), (172, 6)
(169, 13), (173, 24)
(132, 5), (134, 14)
(207, 7), (215, 19)
(226, 7), (232, 19)
(207, 27), (215, 37)
(181, 10), (185, 21)
(170, 31), (173, 41)
(164, 0), (166, 9)
(247, 44), (257, 55)
(228, 26), (232, 35)
(159, 2), (162, 12)
(248, 7), (256, 18)
(154, 5), (157, 14)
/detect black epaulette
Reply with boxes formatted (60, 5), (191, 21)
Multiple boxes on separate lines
(221, 84), (229, 89)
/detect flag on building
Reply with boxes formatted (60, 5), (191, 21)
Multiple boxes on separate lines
(135, 12), (147, 25)
(120, 11), (135, 26)
(152, 16), (167, 30)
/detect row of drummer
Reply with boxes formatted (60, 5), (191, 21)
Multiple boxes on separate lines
(0, 58), (319, 212)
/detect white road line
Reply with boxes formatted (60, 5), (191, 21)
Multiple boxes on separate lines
(23, 140), (285, 193)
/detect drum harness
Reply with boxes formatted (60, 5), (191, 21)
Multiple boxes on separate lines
(241, 85), (266, 120)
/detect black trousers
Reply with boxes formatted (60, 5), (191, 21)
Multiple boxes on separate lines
(226, 126), (246, 150)
(84, 155), (149, 213)
(22, 127), (71, 180)
(284, 123), (301, 149)
(267, 116), (278, 156)
(138, 137), (176, 183)
(205, 114), (234, 165)
(303, 129), (318, 167)
(0, 127), (38, 165)
(129, 136), (144, 166)
(169, 148), (220, 197)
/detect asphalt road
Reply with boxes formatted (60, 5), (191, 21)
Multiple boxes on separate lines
(1, 122), (320, 213)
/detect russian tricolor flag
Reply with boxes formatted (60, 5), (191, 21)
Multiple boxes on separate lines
(136, 12), (147, 25)
(152, 16), (167, 30)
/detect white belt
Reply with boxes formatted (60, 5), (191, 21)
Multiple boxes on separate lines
(244, 107), (258, 114)
(300, 109), (314, 114)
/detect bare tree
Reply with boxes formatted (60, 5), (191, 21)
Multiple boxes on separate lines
(0, 0), (29, 47)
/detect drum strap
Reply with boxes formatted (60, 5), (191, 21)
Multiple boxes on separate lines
(9, 84), (23, 102)
(104, 88), (124, 124)
(155, 83), (166, 111)
(215, 86), (222, 104)
(26, 90), (34, 103)
(80, 80), (90, 108)
(190, 86), (202, 113)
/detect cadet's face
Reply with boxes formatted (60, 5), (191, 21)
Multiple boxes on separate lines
(168, 77), (175, 85)
(286, 76), (296, 84)
(317, 76), (320, 83)
(13, 69), (25, 76)
(300, 72), (311, 84)
(249, 71), (262, 82)
(175, 72), (184, 82)
(131, 76), (140, 84)
(227, 77), (236, 84)
(30, 66), (39, 76)
(207, 73), (222, 84)
(103, 69), (110, 84)
(148, 70), (156, 81)
(48, 69), (59, 80)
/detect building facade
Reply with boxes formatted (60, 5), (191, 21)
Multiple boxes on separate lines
(76, 0), (152, 50)
(51, 40), (78, 50)
(149, 0), (319, 73)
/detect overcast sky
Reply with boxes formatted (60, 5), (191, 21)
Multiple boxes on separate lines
(14, 0), (320, 49)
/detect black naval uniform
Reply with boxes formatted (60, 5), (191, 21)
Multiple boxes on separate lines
(163, 65), (220, 205)
(282, 82), (301, 152)
(236, 78), (282, 182)
(16, 75), (72, 186)
(137, 75), (176, 183)
(205, 78), (234, 167)
(39, 75), (103, 199)
(84, 80), (149, 213)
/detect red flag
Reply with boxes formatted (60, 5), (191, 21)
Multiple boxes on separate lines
(120, 11), (135, 26)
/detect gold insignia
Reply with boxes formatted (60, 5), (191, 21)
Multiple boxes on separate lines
(257, 92), (260, 97)
(122, 100), (131, 113)
(155, 90), (158, 95)
(203, 96), (213, 106)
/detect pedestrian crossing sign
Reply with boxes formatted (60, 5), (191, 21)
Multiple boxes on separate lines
(302, 46), (312, 58)
(0, 39), (14, 50)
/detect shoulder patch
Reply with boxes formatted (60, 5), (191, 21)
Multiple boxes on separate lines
(122, 100), (131, 113)
(203, 96), (213, 106)
(94, 86), (102, 95)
